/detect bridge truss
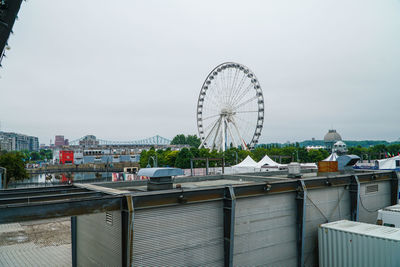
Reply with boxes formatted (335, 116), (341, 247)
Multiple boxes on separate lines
(69, 135), (172, 146)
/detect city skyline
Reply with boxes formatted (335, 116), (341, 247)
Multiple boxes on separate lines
(1, 0), (399, 144)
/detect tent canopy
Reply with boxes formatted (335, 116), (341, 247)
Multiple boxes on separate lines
(256, 154), (280, 168)
(232, 155), (258, 168)
(377, 155), (400, 170)
(323, 152), (338, 161)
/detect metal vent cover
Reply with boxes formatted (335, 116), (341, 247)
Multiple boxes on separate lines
(365, 184), (379, 194)
(106, 212), (113, 225)
(131, 201), (224, 266)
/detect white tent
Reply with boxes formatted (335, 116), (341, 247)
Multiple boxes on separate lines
(377, 156), (400, 170)
(232, 155), (258, 168)
(323, 152), (338, 161)
(256, 154), (280, 168)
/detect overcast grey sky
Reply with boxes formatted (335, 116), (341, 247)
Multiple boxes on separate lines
(1, 0), (399, 144)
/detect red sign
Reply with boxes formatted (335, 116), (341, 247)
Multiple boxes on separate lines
(60, 150), (74, 164)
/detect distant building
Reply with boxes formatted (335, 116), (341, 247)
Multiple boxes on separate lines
(306, 145), (325, 151)
(79, 135), (99, 147)
(55, 135), (69, 147)
(332, 141), (348, 155)
(324, 129), (342, 151)
(0, 131), (39, 151)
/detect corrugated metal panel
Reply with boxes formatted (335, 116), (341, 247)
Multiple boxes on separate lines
(319, 220), (400, 267)
(233, 193), (298, 267)
(77, 211), (122, 267)
(132, 201), (224, 266)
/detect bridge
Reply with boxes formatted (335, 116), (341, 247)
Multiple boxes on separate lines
(69, 134), (172, 146)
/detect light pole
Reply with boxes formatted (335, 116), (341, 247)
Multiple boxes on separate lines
(0, 167), (6, 189)
(232, 151), (238, 165)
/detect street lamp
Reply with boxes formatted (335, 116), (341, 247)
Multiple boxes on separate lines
(147, 156), (158, 168)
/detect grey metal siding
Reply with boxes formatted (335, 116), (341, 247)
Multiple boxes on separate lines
(131, 201), (224, 266)
(359, 181), (391, 223)
(233, 193), (298, 267)
(304, 186), (351, 267)
(77, 211), (122, 267)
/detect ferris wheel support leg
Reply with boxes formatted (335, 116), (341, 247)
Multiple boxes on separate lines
(211, 117), (222, 151)
(226, 120), (238, 148)
(199, 117), (221, 149)
(221, 118), (226, 152)
(231, 119), (248, 150)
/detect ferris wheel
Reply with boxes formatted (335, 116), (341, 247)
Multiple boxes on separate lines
(197, 62), (264, 152)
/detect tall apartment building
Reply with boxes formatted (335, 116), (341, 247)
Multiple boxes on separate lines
(55, 135), (69, 147)
(0, 131), (39, 152)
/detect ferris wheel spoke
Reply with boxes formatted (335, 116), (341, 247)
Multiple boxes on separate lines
(233, 95), (258, 111)
(235, 110), (258, 114)
(230, 68), (240, 98)
(229, 72), (248, 106)
(228, 68), (239, 100)
(231, 81), (254, 107)
(202, 114), (220, 121)
(203, 116), (220, 133)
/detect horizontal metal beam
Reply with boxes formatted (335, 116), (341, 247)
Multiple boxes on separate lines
(0, 196), (123, 223)
(0, 187), (89, 199)
(133, 171), (395, 209)
(0, 171), (395, 223)
(0, 191), (104, 205)
(0, 185), (76, 193)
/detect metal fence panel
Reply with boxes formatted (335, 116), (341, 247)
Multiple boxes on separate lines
(233, 193), (298, 267)
(132, 201), (224, 266)
(77, 211), (122, 267)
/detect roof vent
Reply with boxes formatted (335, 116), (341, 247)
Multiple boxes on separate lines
(137, 167), (184, 191)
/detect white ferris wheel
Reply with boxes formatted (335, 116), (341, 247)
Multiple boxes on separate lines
(197, 62), (264, 152)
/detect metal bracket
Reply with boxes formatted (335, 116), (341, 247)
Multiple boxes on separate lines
(223, 186), (236, 267)
(391, 171), (399, 205)
(296, 180), (307, 267)
(122, 195), (135, 267)
(71, 216), (77, 267)
(350, 175), (360, 221)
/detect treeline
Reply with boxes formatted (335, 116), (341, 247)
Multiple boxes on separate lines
(139, 146), (330, 169)
(0, 151), (29, 185)
(299, 140), (400, 148)
(141, 134), (400, 169)
(348, 144), (400, 159)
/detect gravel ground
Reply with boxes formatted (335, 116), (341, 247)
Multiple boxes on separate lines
(0, 218), (71, 266)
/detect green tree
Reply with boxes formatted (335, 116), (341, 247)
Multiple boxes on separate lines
(165, 150), (179, 167)
(186, 135), (201, 148)
(0, 152), (29, 186)
(171, 134), (201, 148)
(30, 151), (41, 161)
(307, 149), (329, 163)
(171, 134), (186, 145)
(174, 148), (193, 169)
